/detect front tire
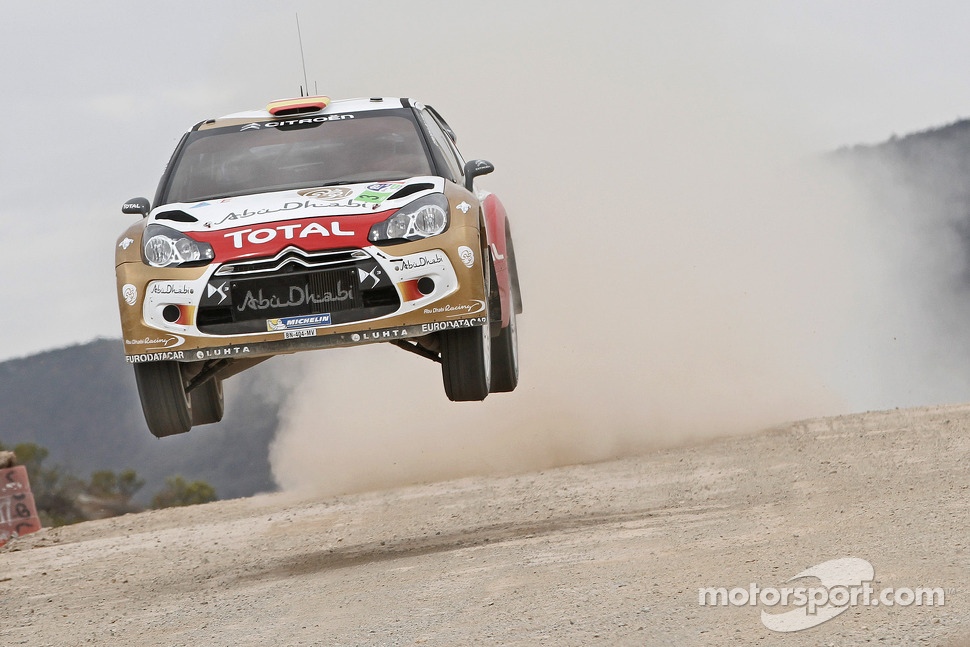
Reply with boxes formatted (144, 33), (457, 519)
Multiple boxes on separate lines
(440, 320), (491, 401)
(134, 361), (192, 438)
(191, 376), (224, 426)
(441, 239), (493, 402)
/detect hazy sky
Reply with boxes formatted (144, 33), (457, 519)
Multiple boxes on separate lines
(3, 0), (970, 361)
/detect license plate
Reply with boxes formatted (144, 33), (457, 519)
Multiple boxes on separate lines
(283, 329), (318, 340)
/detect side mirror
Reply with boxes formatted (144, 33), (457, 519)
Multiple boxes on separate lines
(463, 159), (494, 192)
(122, 197), (151, 218)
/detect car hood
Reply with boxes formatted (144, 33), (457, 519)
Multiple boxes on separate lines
(148, 176), (445, 234)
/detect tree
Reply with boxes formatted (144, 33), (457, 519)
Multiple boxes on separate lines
(87, 469), (144, 500)
(117, 469), (144, 499)
(78, 469), (146, 519)
(151, 476), (217, 509)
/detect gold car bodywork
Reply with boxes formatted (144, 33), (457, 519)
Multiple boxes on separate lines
(115, 183), (489, 364)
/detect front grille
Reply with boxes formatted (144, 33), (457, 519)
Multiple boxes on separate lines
(215, 247), (369, 277)
(197, 251), (399, 335)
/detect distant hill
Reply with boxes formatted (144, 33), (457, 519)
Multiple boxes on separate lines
(830, 118), (970, 323)
(834, 118), (970, 271)
(0, 339), (282, 501)
(839, 118), (970, 161)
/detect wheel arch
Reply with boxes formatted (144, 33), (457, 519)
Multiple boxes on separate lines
(479, 193), (513, 328)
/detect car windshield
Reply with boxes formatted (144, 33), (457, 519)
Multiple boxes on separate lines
(161, 110), (434, 204)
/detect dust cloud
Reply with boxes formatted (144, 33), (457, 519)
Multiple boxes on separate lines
(266, 121), (933, 496)
(264, 9), (970, 496)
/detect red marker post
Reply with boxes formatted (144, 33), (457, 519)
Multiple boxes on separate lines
(0, 454), (42, 547)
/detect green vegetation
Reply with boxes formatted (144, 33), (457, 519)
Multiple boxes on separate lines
(0, 441), (217, 527)
(88, 468), (145, 500)
(151, 476), (218, 508)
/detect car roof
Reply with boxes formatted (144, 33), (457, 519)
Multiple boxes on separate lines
(198, 96), (415, 131)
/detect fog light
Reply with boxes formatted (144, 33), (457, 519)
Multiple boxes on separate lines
(417, 277), (435, 295)
(162, 305), (181, 322)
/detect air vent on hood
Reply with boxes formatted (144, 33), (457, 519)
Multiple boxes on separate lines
(155, 210), (198, 223)
(388, 183), (435, 201)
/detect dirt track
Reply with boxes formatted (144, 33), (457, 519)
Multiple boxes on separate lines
(1, 404), (969, 646)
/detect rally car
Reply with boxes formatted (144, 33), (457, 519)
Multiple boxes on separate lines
(115, 96), (522, 438)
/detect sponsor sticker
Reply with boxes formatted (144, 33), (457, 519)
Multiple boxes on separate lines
(456, 201), (471, 214)
(354, 328), (410, 341)
(298, 187), (355, 200)
(457, 246), (475, 268)
(423, 300), (486, 317)
(267, 314), (332, 331)
(149, 282), (195, 296)
(194, 347), (251, 360)
(125, 351), (185, 363)
(356, 182), (405, 205)
(222, 221), (355, 249)
(125, 335), (184, 349)
(119, 237), (135, 250)
(239, 114), (355, 132)
(122, 284), (137, 306)
(209, 199), (346, 227)
(395, 252), (445, 272)
(420, 317), (487, 333)
(237, 282), (352, 312)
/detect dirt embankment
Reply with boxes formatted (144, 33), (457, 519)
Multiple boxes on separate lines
(1, 404), (969, 646)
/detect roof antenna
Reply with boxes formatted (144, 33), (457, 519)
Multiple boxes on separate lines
(296, 13), (309, 97)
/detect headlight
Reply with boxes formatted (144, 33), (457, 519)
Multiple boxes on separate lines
(368, 194), (450, 244)
(142, 224), (214, 268)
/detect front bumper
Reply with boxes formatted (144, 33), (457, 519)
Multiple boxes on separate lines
(122, 315), (488, 364)
(116, 227), (487, 363)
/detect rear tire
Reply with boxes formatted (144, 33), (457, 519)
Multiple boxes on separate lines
(134, 361), (192, 438)
(489, 306), (518, 392)
(440, 320), (491, 401)
(191, 377), (224, 426)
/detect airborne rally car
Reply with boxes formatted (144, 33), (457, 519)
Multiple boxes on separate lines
(115, 96), (522, 438)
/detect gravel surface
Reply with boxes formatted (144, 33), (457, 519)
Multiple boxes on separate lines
(1, 404), (968, 646)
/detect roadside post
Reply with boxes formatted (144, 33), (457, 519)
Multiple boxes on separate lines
(0, 452), (42, 547)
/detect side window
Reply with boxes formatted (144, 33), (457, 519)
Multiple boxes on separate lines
(430, 110), (466, 171)
(418, 109), (463, 183)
